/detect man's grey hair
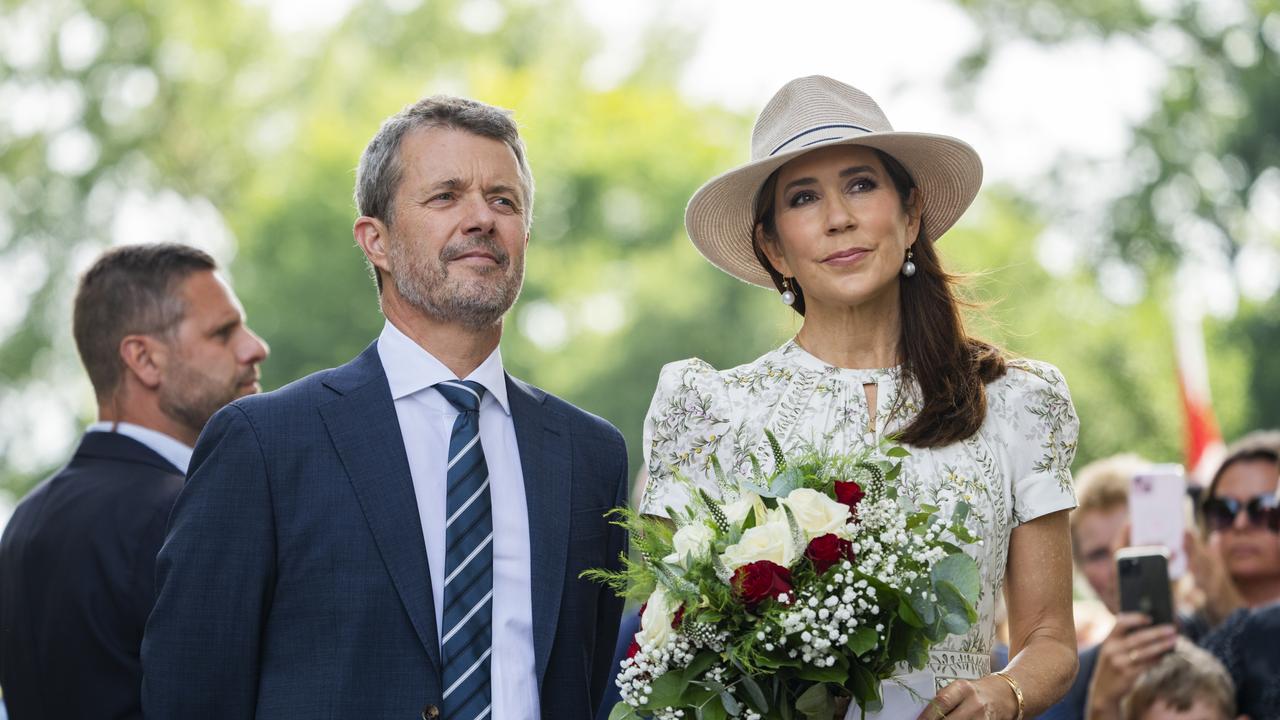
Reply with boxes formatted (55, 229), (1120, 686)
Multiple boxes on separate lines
(355, 94), (535, 230)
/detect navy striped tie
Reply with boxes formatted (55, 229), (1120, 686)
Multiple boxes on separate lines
(435, 380), (493, 720)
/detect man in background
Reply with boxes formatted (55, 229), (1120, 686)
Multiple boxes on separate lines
(0, 243), (268, 719)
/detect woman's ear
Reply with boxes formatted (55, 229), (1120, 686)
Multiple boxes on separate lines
(905, 188), (923, 243)
(755, 225), (793, 277)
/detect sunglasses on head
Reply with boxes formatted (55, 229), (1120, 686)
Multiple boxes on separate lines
(1202, 494), (1280, 533)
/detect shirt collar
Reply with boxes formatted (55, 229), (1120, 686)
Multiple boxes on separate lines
(376, 320), (510, 415)
(85, 421), (194, 474)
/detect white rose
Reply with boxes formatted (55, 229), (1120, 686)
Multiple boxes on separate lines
(637, 585), (678, 649)
(781, 488), (851, 539)
(720, 517), (798, 570)
(663, 522), (716, 567)
(722, 491), (768, 528)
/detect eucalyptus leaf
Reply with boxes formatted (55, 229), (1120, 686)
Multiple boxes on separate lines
(740, 480), (779, 499)
(931, 553), (980, 605)
(739, 675), (769, 712)
(907, 632), (930, 669)
(795, 683), (835, 720)
(897, 598), (924, 628)
(721, 690), (741, 716)
(608, 702), (640, 720)
(941, 610), (970, 636)
(770, 468), (803, 497)
(849, 663), (880, 704)
(848, 626), (878, 656)
(644, 670), (688, 708)
(884, 446), (910, 458)
(908, 581), (939, 626)
(702, 701), (728, 720)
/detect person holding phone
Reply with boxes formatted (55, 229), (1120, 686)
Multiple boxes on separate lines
(1041, 456), (1180, 720)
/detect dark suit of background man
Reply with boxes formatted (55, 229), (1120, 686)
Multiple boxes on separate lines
(142, 95), (629, 720)
(0, 243), (269, 719)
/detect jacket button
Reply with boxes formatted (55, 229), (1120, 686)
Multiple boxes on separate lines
(422, 705), (440, 719)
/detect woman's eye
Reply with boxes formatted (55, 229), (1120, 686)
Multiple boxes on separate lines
(848, 177), (877, 193)
(789, 191), (818, 207)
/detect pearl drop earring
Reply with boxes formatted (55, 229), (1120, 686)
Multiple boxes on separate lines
(780, 277), (797, 305)
(902, 249), (917, 277)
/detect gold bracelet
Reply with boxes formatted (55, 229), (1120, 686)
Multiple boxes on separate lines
(991, 670), (1024, 720)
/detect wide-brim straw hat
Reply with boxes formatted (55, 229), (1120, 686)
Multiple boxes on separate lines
(685, 75), (983, 288)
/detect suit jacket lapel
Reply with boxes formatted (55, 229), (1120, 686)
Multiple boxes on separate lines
(507, 374), (571, 688)
(318, 343), (442, 671)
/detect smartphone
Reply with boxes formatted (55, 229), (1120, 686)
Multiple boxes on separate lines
(1116, 546), (1175, 626)
(1130, 465), (1187, 579)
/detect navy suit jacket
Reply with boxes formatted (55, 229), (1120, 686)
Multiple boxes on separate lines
(141, 343), (629, 719)
(0, 432), (184, 720)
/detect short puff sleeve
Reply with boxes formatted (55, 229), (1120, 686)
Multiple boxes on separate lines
(638, 359), (734, 518)
(997, 360), (1079, 526)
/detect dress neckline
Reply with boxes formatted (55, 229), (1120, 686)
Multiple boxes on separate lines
(778, 339), (903, 384)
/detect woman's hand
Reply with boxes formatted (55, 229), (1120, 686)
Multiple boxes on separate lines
(916, 676), (1019, 720)
(1084, 613), (1178, 720)
(1184, 529), (1244, 627)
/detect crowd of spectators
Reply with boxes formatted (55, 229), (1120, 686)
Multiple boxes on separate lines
(1045, 432), (1280, 720)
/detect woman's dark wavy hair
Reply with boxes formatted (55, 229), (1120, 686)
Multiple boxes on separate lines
(751, 147), (1006, 448)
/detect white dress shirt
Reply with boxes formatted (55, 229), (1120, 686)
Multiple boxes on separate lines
(86, 421), (194, 474)
(377, 321), (539, 718)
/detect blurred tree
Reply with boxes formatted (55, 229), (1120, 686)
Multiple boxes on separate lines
(0, 0), (301, 492)
(950, 0), (1280, 446)
(1, 0), (1271, 506)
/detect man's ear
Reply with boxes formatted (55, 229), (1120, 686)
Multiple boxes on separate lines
(119, 334), (166, 390)
(755, 225), (793, 277)
(354, 216), (393, 279)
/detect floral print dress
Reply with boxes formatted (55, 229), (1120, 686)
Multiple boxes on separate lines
(639, 340), (1079, 689)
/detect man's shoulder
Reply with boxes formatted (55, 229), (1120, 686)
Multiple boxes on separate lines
(508, 375), (622, 446)
(228, 345), (384, 421)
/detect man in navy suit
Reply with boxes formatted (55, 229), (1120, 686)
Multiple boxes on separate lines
(142, 95), (629, 719)
(0, 243), (269, 719)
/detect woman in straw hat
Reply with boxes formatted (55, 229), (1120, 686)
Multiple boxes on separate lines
(639, 76), (1079, 718)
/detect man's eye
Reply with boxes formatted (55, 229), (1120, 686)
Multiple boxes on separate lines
(429, 193), (454, 203)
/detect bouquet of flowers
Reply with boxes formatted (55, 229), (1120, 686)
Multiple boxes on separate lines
(586, 434), (981, 720)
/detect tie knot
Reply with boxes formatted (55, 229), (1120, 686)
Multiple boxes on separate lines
(435, 380), (485, 413)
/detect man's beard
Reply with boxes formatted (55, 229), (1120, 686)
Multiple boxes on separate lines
(159, 362), (255, 436)
(388, 234), (525, 329)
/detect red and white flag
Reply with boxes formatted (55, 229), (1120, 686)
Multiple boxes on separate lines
(1172, 302), (1225, 485)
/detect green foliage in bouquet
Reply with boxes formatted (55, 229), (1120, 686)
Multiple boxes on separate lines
(584, 436), (982, 720)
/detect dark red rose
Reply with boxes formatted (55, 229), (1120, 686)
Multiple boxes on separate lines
(805, 533), (856, 574)
(834, 480), (865, 513)
(732, 560), (793, 609)
(626, 605), (645, 658)
(672, 604), (685, 628)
